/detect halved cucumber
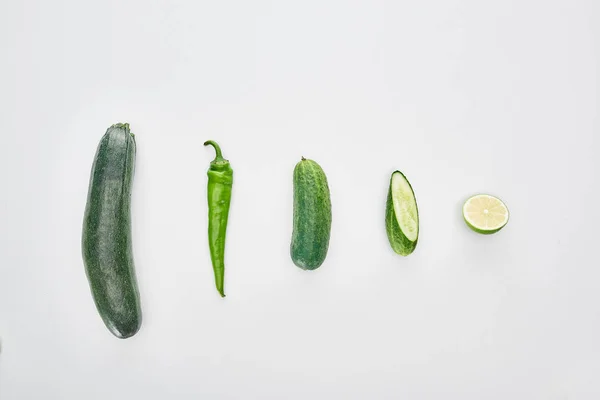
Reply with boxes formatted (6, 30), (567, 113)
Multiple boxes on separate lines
(385, 171), (419, 256)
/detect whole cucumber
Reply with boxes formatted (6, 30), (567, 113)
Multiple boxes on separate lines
(82, 123), (142, 338)
(290, 157), (332, 270)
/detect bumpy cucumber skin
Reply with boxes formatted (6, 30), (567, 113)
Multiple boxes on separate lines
(82, 123), (142, 339)
(385, 171), (419, 256)
(291, 158), (332, 270)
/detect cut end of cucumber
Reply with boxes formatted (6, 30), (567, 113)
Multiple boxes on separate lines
(391, 171), (419, 242)
(463, 194), (509, 234)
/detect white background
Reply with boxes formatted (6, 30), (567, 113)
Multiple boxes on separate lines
(0, 0), (598, 399)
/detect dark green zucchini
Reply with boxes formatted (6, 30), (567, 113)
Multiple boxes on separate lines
(290, 158), (332, 270)
(82, 123), (141, 338)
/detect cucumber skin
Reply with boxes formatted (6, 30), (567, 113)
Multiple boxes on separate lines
(385, 171), (418, 256)
(291, 159), (332, 270)
(82, 123), (141, 338)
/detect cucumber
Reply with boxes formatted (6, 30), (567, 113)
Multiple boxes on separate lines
(290, 158), (332, 270)
(385, 170), (419, 256)
(82, 123), (142, 338)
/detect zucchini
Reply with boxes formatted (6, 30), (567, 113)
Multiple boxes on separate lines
(385, 170), (419, 256)
(290, 158), (332, 270)
(82, 123), (142, 338)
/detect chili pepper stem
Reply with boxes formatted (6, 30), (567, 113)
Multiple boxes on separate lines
(204, 140), (224, 161)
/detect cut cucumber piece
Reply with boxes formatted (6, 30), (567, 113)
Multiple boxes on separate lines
(385, 171), (419, 256)
(463, 194), (509, 234)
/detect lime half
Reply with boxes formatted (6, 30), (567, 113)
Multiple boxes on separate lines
(462, 194), (509, 234)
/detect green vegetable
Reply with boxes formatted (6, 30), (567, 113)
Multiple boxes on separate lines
(82, 123), (142, 339)
(204, 140), (233, 297)
(290, 157), (332, 270)
(385, 170), (419, 256)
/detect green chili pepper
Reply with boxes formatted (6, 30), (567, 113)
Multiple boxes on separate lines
(204, 140), (233, 297)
